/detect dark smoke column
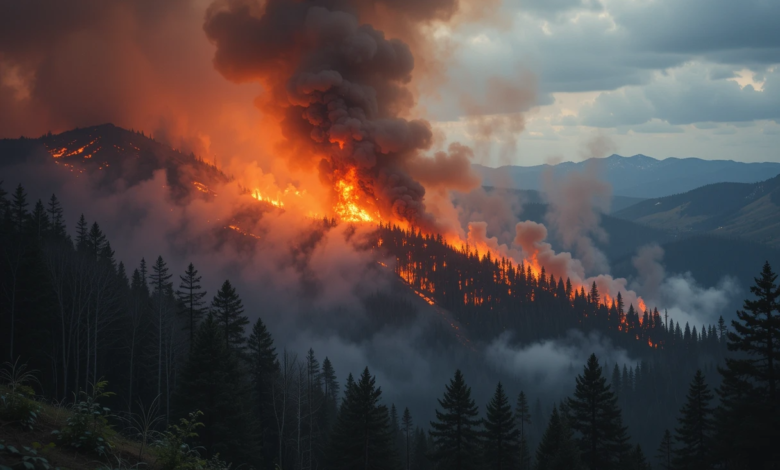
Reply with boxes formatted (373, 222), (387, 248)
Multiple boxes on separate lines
(204, 0), (450, 227)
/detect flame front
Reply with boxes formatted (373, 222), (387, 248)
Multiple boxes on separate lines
(333, 168), (379, 223)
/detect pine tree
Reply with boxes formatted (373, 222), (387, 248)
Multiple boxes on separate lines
(210, 279), (249, 351)
(627, 444), (651, 470)
(174, 316), (258, 467)
(567, 354), (630, 470)
(716, 261), (780, 466)
(75, 214), (89, 252)
(11, 184), (28, 233)
(656, 429), (673, 470)
(87, 222), (107, 261)
(176, 263), (207, 352)
(402, 408), (413, 470)
(327, 367), (398, 470)
(47, 194), (67, 241)
(483, 382), (520, 470)
(321, 357), (339, 433)
(29, 200), (50, 240)
(674, 370), (714, 470)
(517, 391), (532, 470)
(535, 406), (582, 470)
(247, 316), (279, 466)
(411, 426), (431, 470)
(150, 255), (173, 401)
(429, 370), (482, 470)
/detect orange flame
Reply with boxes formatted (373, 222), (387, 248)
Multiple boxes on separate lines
(333, 168), (379, 223)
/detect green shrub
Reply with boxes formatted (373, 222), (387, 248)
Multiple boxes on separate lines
(154, 411), (231, 470)
(53, 379), (115, 456)
(0, 358), (42, 430)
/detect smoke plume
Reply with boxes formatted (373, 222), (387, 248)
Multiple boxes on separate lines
(203, 0), (484, 229)
(631, 244), (739, 328)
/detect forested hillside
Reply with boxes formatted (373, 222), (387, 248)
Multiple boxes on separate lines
(3, 181), (777, 469)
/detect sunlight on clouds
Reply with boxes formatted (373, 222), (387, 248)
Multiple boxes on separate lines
(728, 69), (765, 92)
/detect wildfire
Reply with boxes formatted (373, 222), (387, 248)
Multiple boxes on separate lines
(333, 168), (378, 223)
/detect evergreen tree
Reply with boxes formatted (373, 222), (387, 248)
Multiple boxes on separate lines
(327, 367), (398, 470)
(517, 391), (532, 470)
(174, 316), (258, 467)
(247, 316), (279, 466)
(75, 214), (88, 252)
(535, 406), (582, 470)
(210, 279), (249, 351)
(29, 200), (50, 240)
(46, 194), (67, 241)
(656, 429), (673, 470)
(150, 255), (173, 401)
(483, 382), (520, 470)
(87, 222), (107, 261)
(402, 407), (413, 470)
(175, 262), (207, 352)
(411, 426), (431, 470)
(674, 370), (714, 470)
(429, 370), (482, 470)
(11, 184), (28, 233)
(626, 444), (651, 470)
(567, 354), (631, 470)
(716, 261), (780, 466)
(321, 357), (339, 433)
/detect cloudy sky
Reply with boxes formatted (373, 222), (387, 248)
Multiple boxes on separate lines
(425, 0), (780, 166)
(1, 0), (777, 168)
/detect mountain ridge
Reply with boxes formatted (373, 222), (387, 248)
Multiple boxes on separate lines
(613, 174), (780, 247)
(474, 154), (780, 199)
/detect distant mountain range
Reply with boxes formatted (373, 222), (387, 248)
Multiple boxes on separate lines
(474, 154), (780, 199)
(613, 174), (780, 248)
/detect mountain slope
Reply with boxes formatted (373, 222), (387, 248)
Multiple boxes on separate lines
(474, 154), (780, 198)
(0, 123), (228, 199)
(613, 175), (780, 247)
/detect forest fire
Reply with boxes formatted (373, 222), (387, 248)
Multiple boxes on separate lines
(333, 168), (379, 223)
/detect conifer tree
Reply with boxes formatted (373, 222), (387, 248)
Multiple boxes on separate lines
(75, 214), (88, 252)
(716, 261), (780, 466)
(674, 370), (714, 470)
(402, 407), (413, 470)
(87, 222), (107, 261)
(483, 382), (520, 470)
(429, 369), (482, 470)
(627, 444), (651, 470)
(150, 255), (173, 400)
(47, 194), (67, 241)
(517, 391), (532, 470)
(656, 429), (673, 470)
(30, 200), (50, 240)
(535, 406), (582, 470)
(247, 316), (279, 465)
(567, 354), (630, 470)
(174, 316), (258, 467)
(11, 184), (28, 233)
(327, 367), (398, 470)
(321, 357), (339, 433)
(412, 426), (431, 470)
(210, 279), (249, 351)
(176, 262), (207, 351)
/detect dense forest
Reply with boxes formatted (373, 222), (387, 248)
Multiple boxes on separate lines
(1, 182), (779, 469)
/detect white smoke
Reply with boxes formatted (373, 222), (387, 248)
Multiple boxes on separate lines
(485, 330), (636, 397)
(631, 244), (739, 328)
